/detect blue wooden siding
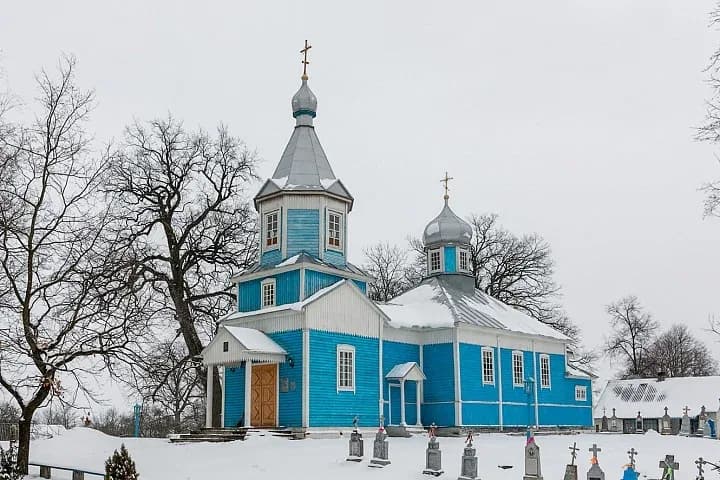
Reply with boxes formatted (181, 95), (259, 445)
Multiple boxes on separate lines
(260, 249), (282, 267)
(224, 364), (245, 428)
(308, 330), (379, 427)
(352, 280), (367, 294)
(269, 330), (303, 427)
(444, 246), (456, 273)
(304, 269), (342, 298)
(422, 343), (456, 426)
(287, 209), (320, 257)
(237, 269), (301, 312)
(382, 340), (420, 425)
(324, 249), (346, 267)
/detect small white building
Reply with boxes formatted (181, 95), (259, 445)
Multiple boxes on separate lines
(594, 376), (720, 435)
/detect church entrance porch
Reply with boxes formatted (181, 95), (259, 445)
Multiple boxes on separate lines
(251, 363), (278, 427)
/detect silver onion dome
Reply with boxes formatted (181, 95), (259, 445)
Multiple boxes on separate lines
(291, 78), (317, 125)
(422, 199), (473, 248)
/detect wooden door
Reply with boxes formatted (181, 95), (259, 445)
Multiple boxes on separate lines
(251, 364), (277, 427)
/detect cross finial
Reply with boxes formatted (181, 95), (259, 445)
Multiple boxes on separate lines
(465, 430), (474, 447)
(569, 442), (578, 465)
(300, 40), (312, 80)
(440, 171), (454, 201)
(683, 405), (690, 416)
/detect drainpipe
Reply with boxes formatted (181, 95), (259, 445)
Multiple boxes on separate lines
(496, 335), (503, 431)
(532, 341), (539, 428)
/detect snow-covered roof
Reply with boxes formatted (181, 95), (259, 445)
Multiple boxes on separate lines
(234, 251), (369, 283)
(594, 376), (720, 419)
(220, 280), (347, 322)
(385, 362), (426, 381)
(201, 325), (287, 366)
(378, 276), (569, 341)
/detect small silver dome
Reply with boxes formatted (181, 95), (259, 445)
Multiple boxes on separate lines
(292, 78), (317, 122)
(422, 199), (472, 248)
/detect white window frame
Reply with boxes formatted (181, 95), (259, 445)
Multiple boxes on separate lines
(457, 248), (470, 272)
(539, 354), (551, 389)
(326, 210), (343, 251)
(337, 344), (355, 392)
(575, 385), (587, 402)
(481, 347), (495, 385)
(428, 248), (443, 274)
(263, 210), (280, 251)
(512, 351), (524, 387)
(261, 278), (276, 308)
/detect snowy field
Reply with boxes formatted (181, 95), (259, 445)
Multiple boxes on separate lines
(3, 428), (720, 479)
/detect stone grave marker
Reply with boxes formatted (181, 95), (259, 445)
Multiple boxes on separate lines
(457, 430), (478, 480)
(346, 416), (364, 462)
(601, 408), (608, 432)
(369, 416), (391, 468)
(610, 408), (620, 433)
(587, 444), (605, 480)
(658, 455), (679, 480)
(562, 442), (579, 480)
(680, 406), (691, 436)
(635, 411), (643, 433)
(423, 423), (443, 477)
(661, 407), (672, 435)
(698, 406), (707, 437)
(523, 429), (542, 480)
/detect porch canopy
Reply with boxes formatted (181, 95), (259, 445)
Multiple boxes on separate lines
(386, 362), (426, 427)
(202, 325), (287, 366)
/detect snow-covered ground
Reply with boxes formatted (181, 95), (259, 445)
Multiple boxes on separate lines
(4, 428), (720, 479)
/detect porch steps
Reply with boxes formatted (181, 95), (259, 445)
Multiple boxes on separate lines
(168, 427), (249, 443)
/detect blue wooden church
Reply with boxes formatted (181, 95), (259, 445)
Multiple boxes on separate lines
(201, 62), (593, 432)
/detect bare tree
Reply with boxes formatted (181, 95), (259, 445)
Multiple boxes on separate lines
(106, 117), (258, 426)
(0, 56), (148, 472)
(642, 324), (718, 377)
(604, 295), (659, 378)
(362, 242), (412, 302)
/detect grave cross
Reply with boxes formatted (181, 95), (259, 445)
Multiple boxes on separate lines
(659, 455), (679, 480)
(683, 406), (691, 416)
(429, 422), (437, 439)
(628, 448), (638, 468)
(696, 458), (705, 480)
(589, 444), (602, 460)
(569, 442), (578, 465)
(664, 407), (669, 416)
(465, 430), (474, 447)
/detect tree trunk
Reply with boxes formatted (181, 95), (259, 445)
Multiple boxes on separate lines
(16, 417), (32, 474)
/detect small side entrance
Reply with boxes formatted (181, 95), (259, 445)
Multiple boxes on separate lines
(251, 363), (278, 427)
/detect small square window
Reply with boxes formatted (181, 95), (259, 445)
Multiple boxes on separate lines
(222, 341), (229, 352)
(262, 279), (276, 308)
(575, 385), (587, 402)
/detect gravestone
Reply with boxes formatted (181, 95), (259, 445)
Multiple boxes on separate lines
(457, 431), (478, 480)
(622, 448), (639, 480)
(369, 420), (391, 468)
(680, 406), (691, 436)
(635, 411), (643, 433)
(600, 408), (609, 432)
(697, 406), (707, 437)
(661, 407), (672, 435)
(705, 417), (716, 439)
(562, 442), (579, 480)
(610, 408), (620, 433)
(523, 429), (542, 480)
(347, 416), (364, 462)
(587, 444), (605, 480)
(423, 423), (443, 477)
(658, 455), (679, 480)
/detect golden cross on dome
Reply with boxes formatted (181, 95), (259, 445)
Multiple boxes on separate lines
(440, 171), (454, 200)
(300, 40), (312, 79)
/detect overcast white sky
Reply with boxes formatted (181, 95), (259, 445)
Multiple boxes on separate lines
(2, 1), (720, 401)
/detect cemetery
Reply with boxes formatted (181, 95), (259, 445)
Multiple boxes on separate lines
(2, 424), (720, 480)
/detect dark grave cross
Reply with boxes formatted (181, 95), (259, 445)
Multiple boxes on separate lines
(683, 406), (691, 416)
(465, 429), (474, 447)
(429, 422), (437, 439)
(569, 442), (579, 466)
(589, 444), (602, 462)
(628, 448), (638, 468)
(659, 455), (679, 480)
(352, 415), (359, 431)
(696, 458), (705, 480)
